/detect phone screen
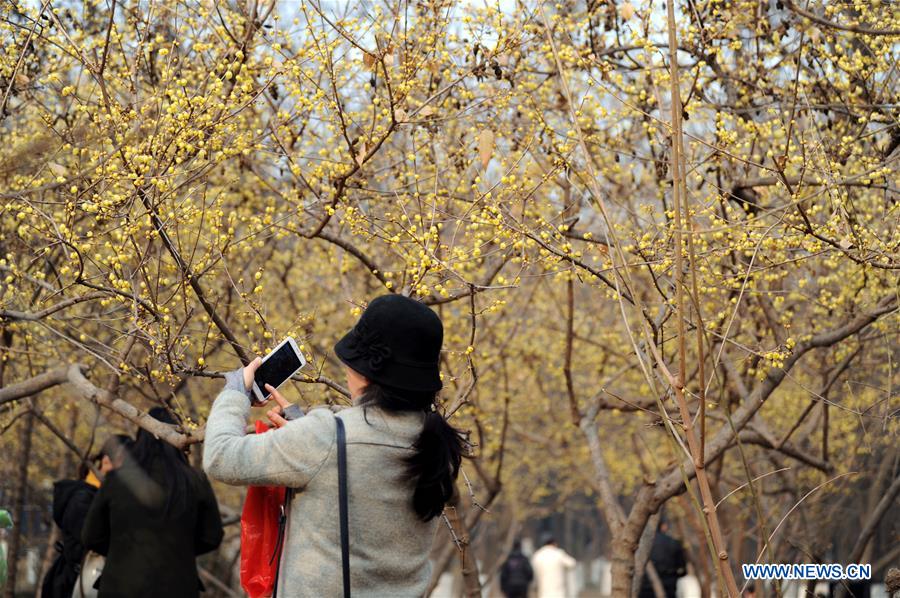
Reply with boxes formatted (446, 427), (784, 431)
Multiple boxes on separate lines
(254, 342), (303, 402)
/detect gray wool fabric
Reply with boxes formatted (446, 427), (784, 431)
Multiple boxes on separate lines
(203, 389), (438, 597)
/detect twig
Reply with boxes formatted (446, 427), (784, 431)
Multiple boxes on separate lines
(782, 0), (900, 36)
(665, 0), (738, 591)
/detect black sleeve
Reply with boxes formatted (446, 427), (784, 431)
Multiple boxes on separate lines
(81, 481), (112, 556)
(674, 542), (687, 577)
(525, 558), (534, 582)
(194, 471), (224, 555)
(59, 486), (95, 539)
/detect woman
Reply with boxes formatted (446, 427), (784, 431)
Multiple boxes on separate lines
(204, 294), (466, 597)
(82, 408), (224, 597)
(42, 435), (131, 598)
(41, 460), (98, 598)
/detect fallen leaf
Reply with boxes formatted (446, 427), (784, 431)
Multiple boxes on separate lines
(619, 2), (636, 20)
(363, 52), (376, 68)
(48, 162), (68, 177)
(478, 129), (494, 169)
(419, 105), (435, 118)
(356, 142), (367, 167)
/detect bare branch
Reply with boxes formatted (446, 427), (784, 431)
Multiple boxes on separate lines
(0, 365), (71, 406)
(654, 294), (897, 505)
(782, 0), (900, 36)
(0, 291), (106, 321)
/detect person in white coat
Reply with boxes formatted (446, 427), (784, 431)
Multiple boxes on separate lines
(531, 535), (577, 597)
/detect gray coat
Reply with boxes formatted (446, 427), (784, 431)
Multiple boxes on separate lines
(203, 389), (437, 597)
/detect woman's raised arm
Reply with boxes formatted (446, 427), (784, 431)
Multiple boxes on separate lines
(203, 388), (335, 488)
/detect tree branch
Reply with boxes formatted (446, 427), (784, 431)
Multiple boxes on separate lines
(0, 363), (203, 449)
(737, 431), (834, 473)
(0, 291), (106, 321)
(67, 365), (203, 449)
(654, 294), (897, 504)
(782, 0), (900, 36)
(0, 365), (72, 406)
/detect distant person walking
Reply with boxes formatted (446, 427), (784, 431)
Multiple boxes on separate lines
(532, 535), (577, 598)
(500, 539), (533, 598)
(41, 435), (130, 598)
(638, 520), (687, 598)
(82, 408), (223, 597)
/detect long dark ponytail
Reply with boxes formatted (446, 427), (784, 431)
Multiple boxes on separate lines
(130, 406), (195, 515)
(359, 383), (466, 521)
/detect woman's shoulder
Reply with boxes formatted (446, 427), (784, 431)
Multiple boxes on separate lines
(297, 406), (340, 430)
(337, 405), (424, 444)
(281, 406), (339, 442)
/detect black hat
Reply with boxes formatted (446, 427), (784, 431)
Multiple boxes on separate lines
(334, 294), (443, 392)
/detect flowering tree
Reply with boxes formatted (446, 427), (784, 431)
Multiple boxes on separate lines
(2, 0), (897, 595)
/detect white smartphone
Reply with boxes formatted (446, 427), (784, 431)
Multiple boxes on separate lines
(251, 337), (307, 405)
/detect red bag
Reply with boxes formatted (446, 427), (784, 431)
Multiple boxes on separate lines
(240, 421), (287, 598)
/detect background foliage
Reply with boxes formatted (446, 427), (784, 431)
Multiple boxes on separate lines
(1, 0), (898, 595)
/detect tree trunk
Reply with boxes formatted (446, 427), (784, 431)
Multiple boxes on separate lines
(5, 409), (35, 598)
(443, 494), (482, 598)
(631, 511), (661, 598)
(834, 473), (900, 598)
(677, 496), (712, 598)
(611, 534), (638, 597)
(610, 487), (656, 597)
(425, 481), (501, 596)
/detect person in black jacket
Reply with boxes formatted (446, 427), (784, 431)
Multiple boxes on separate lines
(638, 520), (687, 598)
(82, 408), (224, 598)
(41, 435), (131, 598)
(500, 539), (534, 598)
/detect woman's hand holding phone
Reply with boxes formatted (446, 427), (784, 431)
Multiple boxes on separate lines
(242, 357), (263, 396)
(263, 384), (294, 429)
(237, 358), (298, 427)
